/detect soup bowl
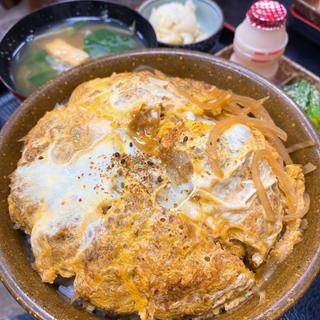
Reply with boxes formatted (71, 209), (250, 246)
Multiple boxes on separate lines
(0, 49), (320, 320)
(0, 0), (157, 100)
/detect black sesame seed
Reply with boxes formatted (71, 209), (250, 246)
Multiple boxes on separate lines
(183, 136), (188, 142)
(102, 205), (112, 214)
(114, 152), (120, 158)
(129, 142), (133, 147)
(157, 176), (163, 183)
(38, 156), (44, 160)
(120, 159), (126, 164)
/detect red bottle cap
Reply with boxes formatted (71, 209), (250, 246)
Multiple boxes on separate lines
(247, 0), (287, 30)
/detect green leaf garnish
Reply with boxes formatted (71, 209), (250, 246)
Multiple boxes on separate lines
(283, 80), (320, 129)
(27, 69), (57, 86)
(83, 28), (138, 59)
(30, 48), (48, 63)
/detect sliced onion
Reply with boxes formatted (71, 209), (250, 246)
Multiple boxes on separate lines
(231, 95), (293, 165)
(303, 162), (317, 175)
(251, 150), (297, 222)
(169, 79), (231, 115)
(252, 286), (266, 305)
(269, 136), (293, 165)
(223, 101), (250, 115)
(232, 95), (293, 165)
(178, 87), (231, 114)
(251, 153), (275, 222)
(156, 70), (231, 114)
(207, 116), (287, 178)
(232, 94), (273, 123)
(284, 192), (310, 222)
(205, 91), (232, 112)
(287, 140), (315, 153)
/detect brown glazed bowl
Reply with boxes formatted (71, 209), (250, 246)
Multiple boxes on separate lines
(0, 49), (320, 320)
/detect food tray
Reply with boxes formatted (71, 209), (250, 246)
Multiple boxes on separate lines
(294, 0), (320, 26)
(214, 45), (320, 89)
(290, 4), (320, 46)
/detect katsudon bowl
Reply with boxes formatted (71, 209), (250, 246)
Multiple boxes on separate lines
(0, 49), (320, 320)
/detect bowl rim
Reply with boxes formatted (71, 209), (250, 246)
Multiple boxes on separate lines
(0, 48), (320, 320)
(0, 0), (158, 100)
(137, 0), (224, 46)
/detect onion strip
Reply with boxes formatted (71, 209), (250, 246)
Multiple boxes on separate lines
(284, 193), (310, 222)
(232, 94), (293, 165)
(176, 86), (231, 114)
(303, 162), (317, 175)
(223, 101), (251, 115)
(251, 153), (275, 222)
(269, 136), (293, 165)
(232, 94), (273, 123)
(207, 116), (287, 178)
(251, 150), (297, 222)
(287, 140), (315, 153)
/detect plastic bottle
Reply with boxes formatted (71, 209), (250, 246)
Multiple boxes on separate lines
(231, 0), (288, 80)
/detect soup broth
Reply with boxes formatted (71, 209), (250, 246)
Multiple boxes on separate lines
(11, 19), (144, 95)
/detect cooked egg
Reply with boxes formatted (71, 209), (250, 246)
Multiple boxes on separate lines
(8, 71), (307, 319)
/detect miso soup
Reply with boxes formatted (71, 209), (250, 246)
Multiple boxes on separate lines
(11, 18), (145, 95)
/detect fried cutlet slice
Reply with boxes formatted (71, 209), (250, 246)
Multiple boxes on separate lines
(74, 185), (254, 320)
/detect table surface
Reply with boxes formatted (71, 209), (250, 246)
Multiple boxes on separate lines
(0, 1), (319, 320)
